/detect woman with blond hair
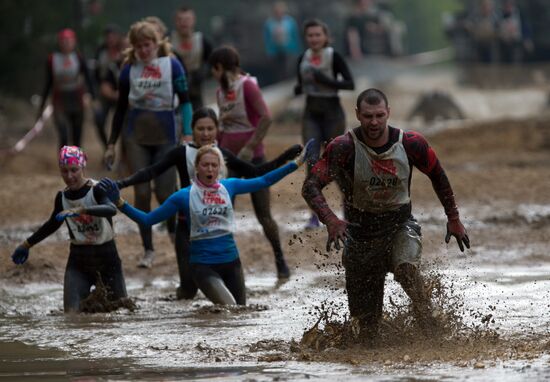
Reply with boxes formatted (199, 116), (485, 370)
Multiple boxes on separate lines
(104, 20), (193, 268)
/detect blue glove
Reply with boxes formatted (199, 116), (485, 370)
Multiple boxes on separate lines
(295, 138), (316, 167)
(55, 209), (80, 222)
(12, 246), (29, 265)
(98, 178), (120, 203)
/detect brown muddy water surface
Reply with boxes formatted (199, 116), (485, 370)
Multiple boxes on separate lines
(1, 65), (550, 380)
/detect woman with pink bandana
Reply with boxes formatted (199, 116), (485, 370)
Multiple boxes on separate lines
(10, 146), (127, 313)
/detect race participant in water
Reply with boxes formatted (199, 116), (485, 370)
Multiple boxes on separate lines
(10, 146), (127, 313)
(302, 88), (470, 338)
(115, 107), (302, 299)
(99, 140), (314, 305)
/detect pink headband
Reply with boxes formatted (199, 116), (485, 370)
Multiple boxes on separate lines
(59, 146), (87, 167)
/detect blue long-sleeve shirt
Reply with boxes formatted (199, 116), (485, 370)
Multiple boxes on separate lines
(120, 161), (298, 263)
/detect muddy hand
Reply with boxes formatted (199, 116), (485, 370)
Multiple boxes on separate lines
(445, 218), (470, 252)
(98, 178), (120, 203)
(325, 216), (348, 252)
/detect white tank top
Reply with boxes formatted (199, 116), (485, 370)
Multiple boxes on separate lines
(217, 75), (256, 134)
(129, 56), (173, 111)
(351, 129), (411, 212)
(299, 47), (337, 97)
(188, 182), (234, 241)
(171, 31), (203, 71)
(61, 180), (114, 245)
(52, 52), (82, 91)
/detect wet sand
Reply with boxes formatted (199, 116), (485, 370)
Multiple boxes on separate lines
(1, 66), (550, 380)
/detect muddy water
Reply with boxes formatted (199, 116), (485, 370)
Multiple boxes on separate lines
(2, 61), (550, 380)
(1, 205), (550, 380)
(1, 249), (549, 380)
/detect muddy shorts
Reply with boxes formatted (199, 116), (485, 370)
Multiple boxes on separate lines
(342, 217), (422, 325)
(343, 217), (422, 272)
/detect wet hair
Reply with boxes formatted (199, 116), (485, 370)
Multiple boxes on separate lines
(124, 21), (172, 65)
(356, 88), (389, 109)
(302, 19), (330, 47)
(208, 45), (244, 92)
(194, 144), (227, 180)
(192, 107), (219, 129)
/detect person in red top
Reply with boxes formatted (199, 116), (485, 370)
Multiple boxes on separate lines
(302, 88), (470, 339)
(38, 28), (96, 149)
(208, 45), (291, 279)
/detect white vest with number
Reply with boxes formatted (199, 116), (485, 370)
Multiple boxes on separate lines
(300, 47), (337, 97)
(52, 52), (82, 91)
(217, 75), (256, 134)
(351, 129), (411, 212)
(171, 31), (203, 71)
(189, 182), (234, 240)
(61, 180), (114, 245)
(129, 56), (173, 111)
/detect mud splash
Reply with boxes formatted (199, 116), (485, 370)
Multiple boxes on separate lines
(293, 270), (548, 367)
(79, 276), (137, 313)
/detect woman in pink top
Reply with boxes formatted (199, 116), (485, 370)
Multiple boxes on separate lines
(208, 46), (290, 279)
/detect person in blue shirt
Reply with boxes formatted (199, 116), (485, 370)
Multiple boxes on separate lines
(263, 1), (301, 82)
(99, 140), (314, 305)
(103, 20), (193, 269)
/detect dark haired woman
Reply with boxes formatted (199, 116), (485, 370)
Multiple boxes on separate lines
(295, 19), (355, 228)
(208, 46), (293, 279)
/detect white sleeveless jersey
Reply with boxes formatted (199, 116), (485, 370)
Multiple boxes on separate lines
(299, 47), (337, 97)
(171, 31), (203, 71)
(129, 56), (173, 111)
(52, 52), (82, 91)
(351, 129), (411, 212)
(61, 180), (114, 245)
(185, 144), (227, 182)
(217, 75), (256, 134)
(189, 182), (234, 241)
